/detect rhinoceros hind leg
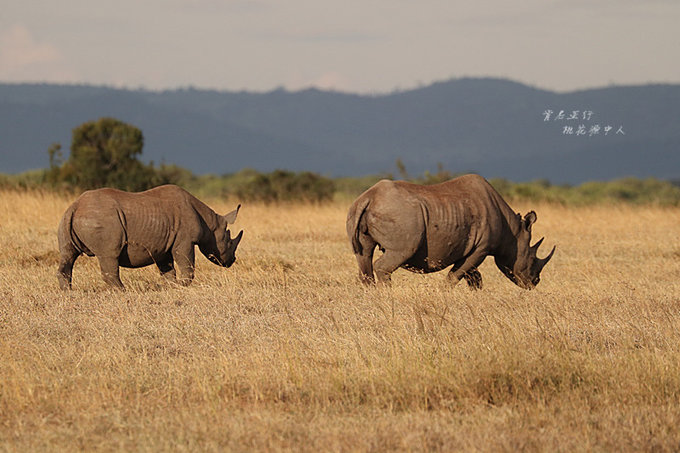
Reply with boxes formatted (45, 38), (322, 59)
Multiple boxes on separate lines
(355, 253), (375, 284)
(354, 236), (377, 285)
(98, 256), (125, 290)
(373, 249), (413, 284)
(57, 245), (79, 290)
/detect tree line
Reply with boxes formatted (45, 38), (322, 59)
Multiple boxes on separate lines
(41, 117), (335, 202)
(2, 117), (680, 205)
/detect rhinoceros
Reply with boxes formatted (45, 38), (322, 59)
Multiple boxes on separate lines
(57, 184), (243, 290)
(346, 174), (555, 289)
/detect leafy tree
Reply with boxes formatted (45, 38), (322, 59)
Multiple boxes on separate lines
(61, 118), (158, 191)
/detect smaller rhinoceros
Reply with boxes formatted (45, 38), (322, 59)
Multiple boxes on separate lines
(57, 185), (243, 290)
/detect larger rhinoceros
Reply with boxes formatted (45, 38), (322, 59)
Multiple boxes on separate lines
(346, 174), (555, 289)
(57, 184), (243, 290)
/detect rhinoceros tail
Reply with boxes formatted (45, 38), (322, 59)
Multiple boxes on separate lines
(58, 204), (89, 256)
(348, 197), (370, 255)
(58, 204), (74, 249)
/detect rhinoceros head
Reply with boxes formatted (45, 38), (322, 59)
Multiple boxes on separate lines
(199, 204), (243, 268)
(495, 211), (555, 289)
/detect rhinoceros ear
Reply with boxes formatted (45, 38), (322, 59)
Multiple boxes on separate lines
(523, 211), (537, 231)
(223, 204), (241, 224)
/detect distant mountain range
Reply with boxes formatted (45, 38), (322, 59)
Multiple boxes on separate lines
(1, 78), (679, 183)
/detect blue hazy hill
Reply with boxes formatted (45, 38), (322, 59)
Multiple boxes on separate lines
(1, 78), (678, 183)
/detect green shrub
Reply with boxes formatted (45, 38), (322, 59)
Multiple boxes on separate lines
(231, 169), (335, 202)
(0, 170), (51, 190)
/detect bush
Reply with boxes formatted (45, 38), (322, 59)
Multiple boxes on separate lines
(0, 170), (51, 190)
(172, 169), (336, 202)
(486, 177), (680, 206)
(231, 169), (335, 202)
(572, 178), (680, 205)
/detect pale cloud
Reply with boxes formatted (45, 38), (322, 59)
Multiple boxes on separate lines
(0, 24), (75, 82)
(0, 25), (59, 72)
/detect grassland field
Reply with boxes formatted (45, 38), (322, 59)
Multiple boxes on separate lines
(1, 189), (680, 452)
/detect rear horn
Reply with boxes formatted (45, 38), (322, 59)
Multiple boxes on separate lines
(531, 237), (545, 252)
(538, 245), (556, 268)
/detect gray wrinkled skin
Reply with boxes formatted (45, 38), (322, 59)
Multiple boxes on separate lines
(57, 185), (243, 290)
(346, 174), (555, 289)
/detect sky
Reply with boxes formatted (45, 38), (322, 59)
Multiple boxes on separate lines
(1, 0), (679, 94)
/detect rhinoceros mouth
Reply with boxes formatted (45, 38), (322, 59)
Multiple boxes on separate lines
(208, 254), (236, 268)
(499, 266), (536, 289)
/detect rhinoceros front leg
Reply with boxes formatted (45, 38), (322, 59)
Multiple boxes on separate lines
(97, 256), (125, 290)
(172, 244), (195, 286)
(462, 268), (483, 290)
(447, 252), (486, 290)
(156, 258), (176, 282)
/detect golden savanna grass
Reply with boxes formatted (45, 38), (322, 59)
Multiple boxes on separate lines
(1, 189), (680, 451)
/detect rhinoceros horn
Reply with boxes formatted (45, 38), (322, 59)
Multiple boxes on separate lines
(227, 229), (244, 245)
(537, 245), (556, 269)
(531, 237), (545, 252)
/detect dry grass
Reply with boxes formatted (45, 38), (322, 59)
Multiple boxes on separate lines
(1, 189), (680, 452)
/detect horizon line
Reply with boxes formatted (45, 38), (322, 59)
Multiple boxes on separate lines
(2, 76), (679, 97)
